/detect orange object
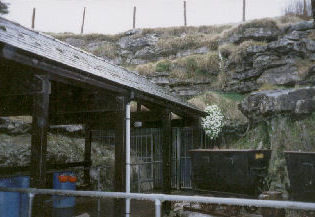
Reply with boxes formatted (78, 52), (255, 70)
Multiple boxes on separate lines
(58, 175), (68, 183)
(68, 176), (77, 183)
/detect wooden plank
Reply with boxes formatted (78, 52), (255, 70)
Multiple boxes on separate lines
(161, 109), (172, 215)
(0, 45), (128, 95)
(30, 75), (50, 188)
(50, 84), (118, 115)
(0, 72), (44, 97)
(114, 96), (126, 217)
(136, 94), (206, 118)
(31, 8), (36, 29)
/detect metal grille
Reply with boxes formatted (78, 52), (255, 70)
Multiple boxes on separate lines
(172, 127), (193, 189)
(91, 128), (163, 192)
(91, 127), (194, 192)
(131, 128), (162, 192)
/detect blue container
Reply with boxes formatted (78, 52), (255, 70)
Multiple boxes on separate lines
(52, 172), (76, 208)
(16, 177), (30, 217)
(0, 176), (30, 217)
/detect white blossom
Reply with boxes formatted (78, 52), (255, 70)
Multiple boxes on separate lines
(202, 105), (224, 140)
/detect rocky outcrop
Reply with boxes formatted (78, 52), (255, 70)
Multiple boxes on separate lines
(227, 27), (281, 44)
(224, 24), (314, 93)
(56, 20), (314, 97)
(239, 87), (315, 122)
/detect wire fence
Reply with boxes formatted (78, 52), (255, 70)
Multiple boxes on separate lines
(6, 0), (301, 34)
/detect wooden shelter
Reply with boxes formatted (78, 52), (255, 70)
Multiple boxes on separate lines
(0, 17), (206, 216)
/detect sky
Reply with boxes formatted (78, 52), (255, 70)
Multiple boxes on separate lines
(3, 0), (292, 34)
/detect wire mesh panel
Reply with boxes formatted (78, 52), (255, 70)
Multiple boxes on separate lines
(180, 127), (193, 189)
(171, 127), (194, 190)
(152, 128), (163, 190)
(0, 116), (32, 168)
(131, 128), (154, 192)
(90, 128), (163, 192)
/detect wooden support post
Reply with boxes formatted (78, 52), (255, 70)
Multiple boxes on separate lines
(30, 75), (50, 188)
(161, 110), (172, 215)
(192, 117), (202, 149)
(84, 123), (92, 186)
(242, 0), (246, 22)
(183, 1), (187, 27)
(30, 75), (50, 217)
(133, 6), (136, 29)
(31, 8), (36, 29)
(114, 96), (126, 217)
(81, 7), (86, 34)
(137, 102), (141, 112)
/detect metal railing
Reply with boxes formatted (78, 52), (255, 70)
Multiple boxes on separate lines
(1, 187), (315, 217)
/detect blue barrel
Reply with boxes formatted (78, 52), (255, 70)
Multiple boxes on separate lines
(16, 176), (30, 217)
(52, 172), (76, 208)
(0, 176), (30, 217)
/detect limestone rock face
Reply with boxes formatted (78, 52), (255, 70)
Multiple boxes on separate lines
(228, 27), (280, 44)
(224, 27), (315, 93)
(117, 34), (158, 50)
(239, 87), (315, 121)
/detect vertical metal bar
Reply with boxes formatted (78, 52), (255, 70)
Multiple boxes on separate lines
(151, 129), (154, 188)
(97, 167), (101, 217)
(176, 128), (181, 190)
(137, 164), (141, 193)
(28, 193), (35, 217)
(155, 199), (161, 217)
(126, 102), (131, 217)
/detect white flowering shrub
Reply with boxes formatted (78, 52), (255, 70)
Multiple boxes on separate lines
(202, 105), (224, 140)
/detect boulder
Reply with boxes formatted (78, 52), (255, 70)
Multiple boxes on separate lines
(228, 27), (280, 44)
(268, 38), (305, 55)
(253, 55), (287, 70)
(285, 21), (314, 33)
(225, 80), (259, 93)
(134, 46), (157, 59)
(239, 87), (315, 121)
(63, 38), (85, 47)
(176, 47), (209, 58)
(117, 34), (158, 50)
(257, 64), (301, 86)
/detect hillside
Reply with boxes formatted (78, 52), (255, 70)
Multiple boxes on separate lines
(52, 15), (315, 194)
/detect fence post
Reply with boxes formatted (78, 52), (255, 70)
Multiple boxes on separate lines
(31, 8), (36, 29)
(155, 199), (162, 217)
(183, 1), (187, 26)
(133, 6), (136, 29)
(81, 7), (86, 34)
(242, 0), (246, 22)
(28, 193), (35, 217)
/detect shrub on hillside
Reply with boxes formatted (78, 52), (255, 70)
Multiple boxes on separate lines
(202, 105), (224, 140)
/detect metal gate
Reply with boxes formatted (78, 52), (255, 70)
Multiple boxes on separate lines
(172, 127), (194, 189)
(91, 128), (163, 192)
(91, 127), (193, 192)
(131, 128), (163, 192)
